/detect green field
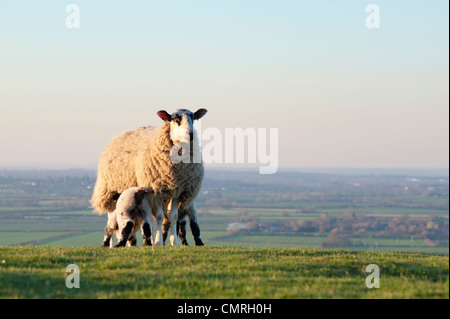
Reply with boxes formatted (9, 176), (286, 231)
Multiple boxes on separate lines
(0, 232), (70, 246)
(0, 246), (448, 299)
(1, 208), (448, 254)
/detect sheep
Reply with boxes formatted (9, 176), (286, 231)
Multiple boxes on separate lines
(91, 108), (207, 246)
(102, 187), (160, 248)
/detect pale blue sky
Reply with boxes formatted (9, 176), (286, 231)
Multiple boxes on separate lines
(0, 1), (448, 169)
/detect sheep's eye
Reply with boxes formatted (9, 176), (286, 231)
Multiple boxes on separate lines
(172, 115), (181, 125)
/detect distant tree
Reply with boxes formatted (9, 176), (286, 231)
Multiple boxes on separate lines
(319, 228), (352, 248)
(246, 221), (259, 231)
(280, 210), (290, 217)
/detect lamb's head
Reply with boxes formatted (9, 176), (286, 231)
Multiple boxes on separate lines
(157, 108), (207, 144)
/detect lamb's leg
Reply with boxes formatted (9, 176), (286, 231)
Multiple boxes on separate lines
(141, 200), (152, 246)
(188, 203), (204, 246)
(128, 234), (137, 247)
(102, 225), (114, 247)
(168, 198), (180, 246)
(142, 220), (152, 246)
(153, 204), (164, 246)
(102, 212), (117, 247)
(114, 221), (134, 248)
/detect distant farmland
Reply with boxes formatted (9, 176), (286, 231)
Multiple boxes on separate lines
(0, 169), (448, 254)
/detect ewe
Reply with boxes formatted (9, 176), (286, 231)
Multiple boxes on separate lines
(91, 108), (207, 246)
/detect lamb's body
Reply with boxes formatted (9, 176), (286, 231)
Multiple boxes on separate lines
(91, 108), (207, 246)
(102, 187), (157, 247)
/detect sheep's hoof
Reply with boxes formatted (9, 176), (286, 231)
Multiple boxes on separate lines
(143, 237), (152, 246)
(181, 239), (189, 246)
(194, 238), (205, 246)
(128, 239), (137, 247)
(114, 241), (127, 248)
(170, 235), (180, 246)
(154, 240), (163, 246)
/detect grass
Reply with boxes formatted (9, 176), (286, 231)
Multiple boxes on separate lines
(211, 235), (325, 248)
(0, 246), (448, 299)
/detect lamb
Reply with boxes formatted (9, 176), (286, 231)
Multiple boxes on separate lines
(91, 108), (207, 246)
(102, 187), (159, 248)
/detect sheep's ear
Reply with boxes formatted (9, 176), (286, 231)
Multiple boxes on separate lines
(112, 192), (121, 201)
(157, 110), (172, 121)
(193, 108), (207, 120)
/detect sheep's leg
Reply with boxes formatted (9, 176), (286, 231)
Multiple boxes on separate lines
(179, 218), (189, 246)
(162, 217), (170, 245)
(150, 214), (156, 245)
(168, 198), (180, 246)
(188, 203), (204, 246)
(114, 221), (134, 248)
(190, 219), (204, 246)
(153, 204), (164, 246)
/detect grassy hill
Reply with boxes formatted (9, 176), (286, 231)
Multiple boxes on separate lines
(0, 246), (448, 299)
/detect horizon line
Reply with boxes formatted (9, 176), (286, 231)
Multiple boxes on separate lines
(0, 165), (448, 177)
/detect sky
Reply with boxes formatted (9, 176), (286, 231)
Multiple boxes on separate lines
(0, 0), (448, 170)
